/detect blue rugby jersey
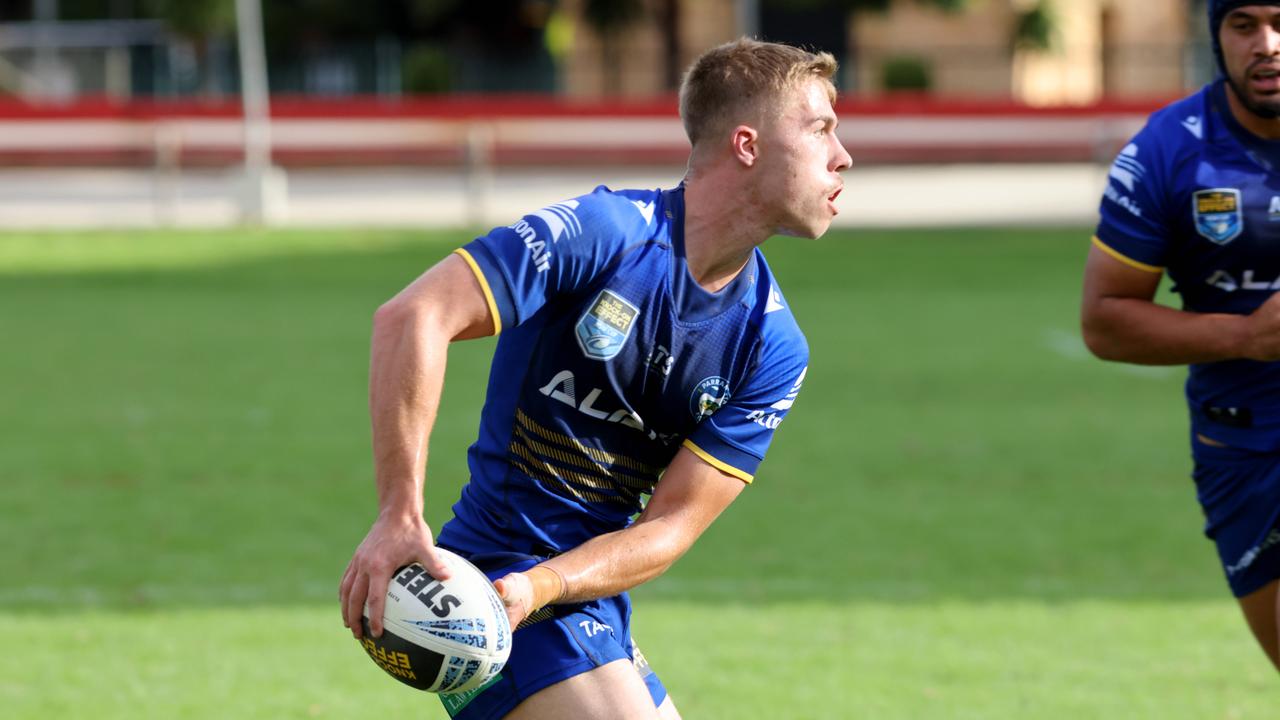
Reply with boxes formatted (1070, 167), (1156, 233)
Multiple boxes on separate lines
(1095, 79), (1280, 450)
(436, 184), (809, 555)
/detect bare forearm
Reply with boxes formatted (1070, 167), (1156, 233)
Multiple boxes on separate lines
(342, 255), (495, 638)
(1082, 297), (1251, 365)
(540, 517), (690, 603)
(494, 448), (744, 624)
(368, 302), (451, 519)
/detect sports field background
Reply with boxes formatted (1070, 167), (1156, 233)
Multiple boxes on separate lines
(1, 226), (1273, 718)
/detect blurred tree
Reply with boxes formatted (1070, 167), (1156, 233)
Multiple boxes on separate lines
(0, 0), (561, 96)
(141, 0), (236, 44)
(140, 0), (235, 96)
(1012, 0), (1056, 53)
(764, 0), (967, 16)
(762, 0), (1036, 93)
(582, 0), (644, 95)
(656, 0), (679, 91)
(881, 54), (932, 91)
(434, 0), (556, 92)
(571, 0), (982, 96)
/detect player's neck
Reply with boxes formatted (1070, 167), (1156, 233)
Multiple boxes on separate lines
(1224, 82), (1280, 140)
(682, 175), (768, 292)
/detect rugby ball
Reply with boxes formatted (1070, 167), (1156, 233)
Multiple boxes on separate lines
(358, 548), (511, 694)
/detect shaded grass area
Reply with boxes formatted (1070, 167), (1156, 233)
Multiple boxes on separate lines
(5, 226), (1268, 719)
(1, 227), (1211, 608)
(0, 601), (1270, 720)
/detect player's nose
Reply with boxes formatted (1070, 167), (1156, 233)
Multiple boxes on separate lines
(1261, 23), (1280, 57)
(830, 133), (852, 172)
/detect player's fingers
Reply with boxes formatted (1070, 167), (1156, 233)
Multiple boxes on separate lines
(492, 577), (526, 627)
(494, 574), (527, 606)
(338, 562), (355, 619)
(420, 544), (453, 581)
(345, 572), (370, 639)
(366, 569), (391, 638)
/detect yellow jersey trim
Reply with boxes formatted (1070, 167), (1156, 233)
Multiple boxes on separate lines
(1091, 236), (1163, 274)
(453, 248), (502, 336)
(682, 440), (754, 484)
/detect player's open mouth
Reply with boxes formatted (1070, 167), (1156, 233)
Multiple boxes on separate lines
(827, 187), (842, 213)
(1250, 65), (1280, 92)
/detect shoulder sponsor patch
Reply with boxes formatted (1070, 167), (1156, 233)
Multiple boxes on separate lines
(530, 200), (582, 243)
(507, 200), (581, 273)
(1193, 188), (1243, 245)
(576, 289), (639, 361)
(1108, 143), (1145, 192)
(745, 367), (806, 430)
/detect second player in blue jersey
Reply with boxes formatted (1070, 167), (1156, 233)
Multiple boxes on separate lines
(1084, 0), (1280, 675)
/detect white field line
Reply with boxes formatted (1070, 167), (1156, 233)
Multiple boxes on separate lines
(1042, 327), (1179, 379)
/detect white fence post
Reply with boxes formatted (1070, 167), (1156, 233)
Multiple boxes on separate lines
(152, 122), (182, 226)
(465, 122), (495, 229)
(235, 0), (288, 225)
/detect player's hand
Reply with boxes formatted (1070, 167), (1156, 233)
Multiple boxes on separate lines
(493, 572), (535, 629)
(339, 512), (452, 640)
(1244, 292), (1280, 361)
(494, 565), (566, 629)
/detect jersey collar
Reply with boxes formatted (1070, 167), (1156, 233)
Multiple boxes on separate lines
(665, 184), (759, 323)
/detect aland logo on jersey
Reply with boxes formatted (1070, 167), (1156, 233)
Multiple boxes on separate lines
(576, 289), (639, 361)
(1193, 188), (1243, 245)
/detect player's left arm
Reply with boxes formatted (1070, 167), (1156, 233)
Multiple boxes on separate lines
(497, 323), (807, 625)
(494, 447), (745, 626)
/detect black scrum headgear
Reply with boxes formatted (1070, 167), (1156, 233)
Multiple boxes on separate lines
(1210, 1), (1280, 75)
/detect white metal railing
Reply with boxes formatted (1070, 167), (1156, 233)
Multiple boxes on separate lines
(0, 111), (1149, 225)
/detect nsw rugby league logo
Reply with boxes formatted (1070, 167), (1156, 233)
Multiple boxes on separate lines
(1193, 188), (1243, 245)
(576, 289), (639, 361)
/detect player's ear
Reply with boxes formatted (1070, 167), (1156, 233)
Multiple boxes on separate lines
(730, 125), (759, 167)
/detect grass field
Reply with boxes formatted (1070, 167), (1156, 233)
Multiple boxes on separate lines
(1, 226), (1274, 718)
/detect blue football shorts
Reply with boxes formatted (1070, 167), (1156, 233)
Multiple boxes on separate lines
(434, 550), (667, 720)
(1192, 438), (1280, 598)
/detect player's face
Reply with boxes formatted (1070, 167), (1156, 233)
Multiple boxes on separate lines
(1220, 6), (1280, 119)
(756, 78), (852, 239)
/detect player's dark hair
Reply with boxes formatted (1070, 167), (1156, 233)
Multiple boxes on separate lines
(679, 38), (838, 148)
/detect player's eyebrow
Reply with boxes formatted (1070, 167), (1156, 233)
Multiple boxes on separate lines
(811, 114), (837, 129)
(1225, 8), (1270, 23)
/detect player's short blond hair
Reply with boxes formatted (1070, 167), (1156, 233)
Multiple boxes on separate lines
(679, 38), (838, 148)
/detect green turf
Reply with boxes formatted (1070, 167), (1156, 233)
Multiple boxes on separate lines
(0, 601), (1270, 719)
(1, 226), (1272, 718)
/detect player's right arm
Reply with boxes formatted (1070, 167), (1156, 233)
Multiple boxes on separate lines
(1079, 242), (1280, 364)
(340, 253), (495, 640)
(1081, 123), (1280, 365)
